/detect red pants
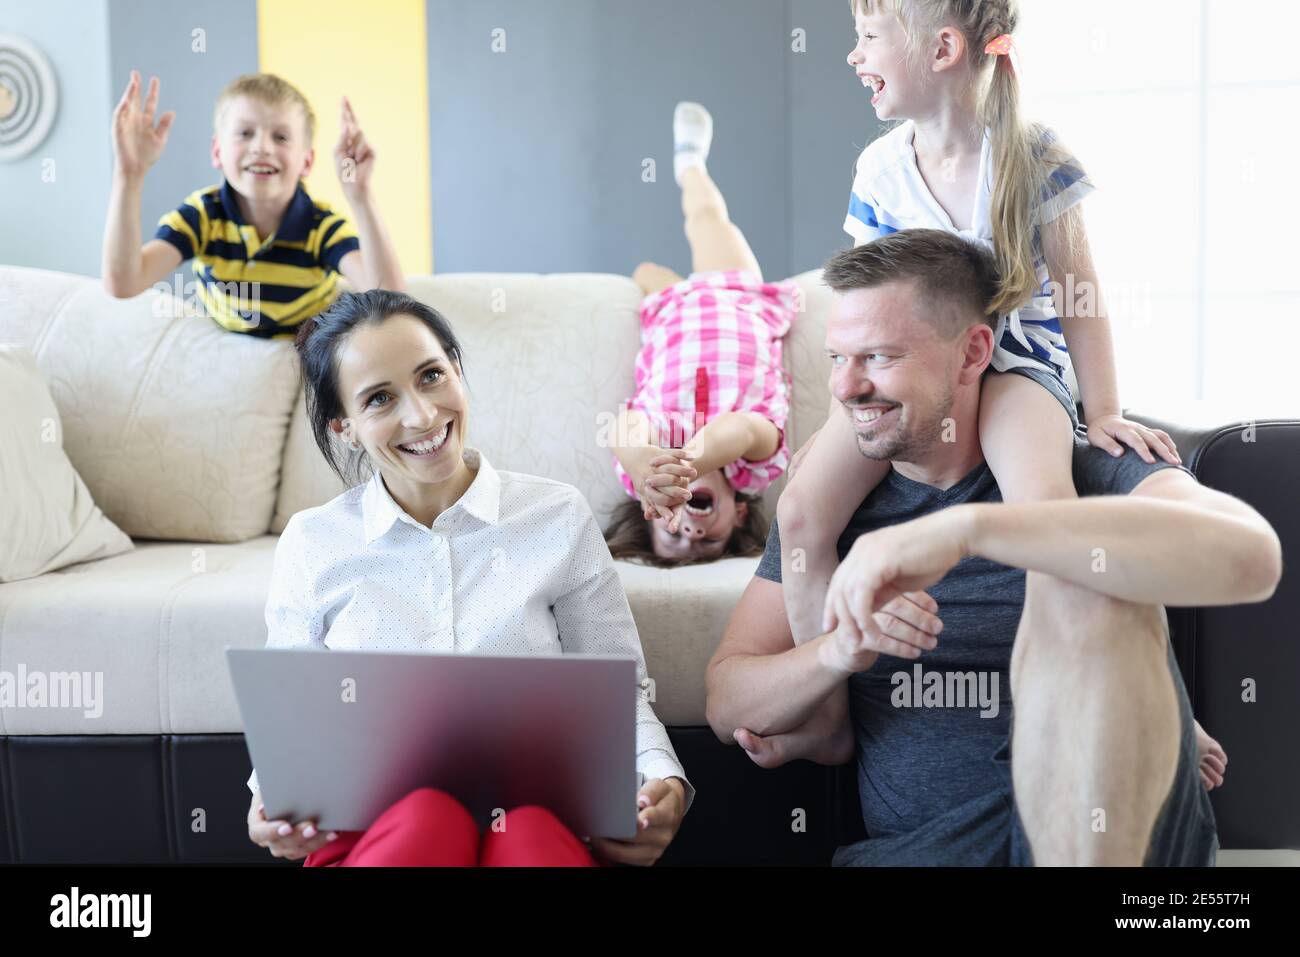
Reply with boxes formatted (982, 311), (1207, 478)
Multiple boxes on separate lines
(303, 787), (599, 867)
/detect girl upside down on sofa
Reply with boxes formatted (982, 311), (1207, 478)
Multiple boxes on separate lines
(605, 102), (799, 567)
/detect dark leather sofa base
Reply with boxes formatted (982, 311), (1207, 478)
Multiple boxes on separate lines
(0, 730), (863, 865)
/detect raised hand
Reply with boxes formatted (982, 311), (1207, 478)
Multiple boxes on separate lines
(111, 71), (175, 178)
(334, 96), (375, 200)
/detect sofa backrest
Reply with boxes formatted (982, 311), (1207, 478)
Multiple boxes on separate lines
(1, 265), (834, 541)
(272, 270), (836, 531)
(0, 266), (299, 543)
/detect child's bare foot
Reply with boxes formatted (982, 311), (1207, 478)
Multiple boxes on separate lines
(733, 703), (854, 769)
(1196, 720), (1228, 790)
(817, 717), (855, 766)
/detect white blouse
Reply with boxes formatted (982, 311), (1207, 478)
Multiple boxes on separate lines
(247, 448), (693, 810)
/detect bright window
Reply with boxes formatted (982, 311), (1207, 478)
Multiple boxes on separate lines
(1018, 0), (1300, 411)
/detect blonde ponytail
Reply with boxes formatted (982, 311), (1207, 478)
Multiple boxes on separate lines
(981, 52), (1049, 316)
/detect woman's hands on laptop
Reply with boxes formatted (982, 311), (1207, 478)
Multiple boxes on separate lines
(588, 777), (688, 866)
(248, 780), (689, 865)
(247, 790), (339, 861)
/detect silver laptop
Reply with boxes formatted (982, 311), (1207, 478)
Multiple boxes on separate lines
(227, 648), (639, 839)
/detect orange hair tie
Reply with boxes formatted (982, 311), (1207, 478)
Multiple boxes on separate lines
(984, 34), (1014, 56)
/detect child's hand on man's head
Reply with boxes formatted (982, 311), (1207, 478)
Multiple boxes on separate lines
(333, 96), (375, 201)
(111, 71), (175, 179)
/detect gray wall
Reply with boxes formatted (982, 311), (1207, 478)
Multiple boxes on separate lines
(107, 0), (259, 294)
(0, 0), (111, 276)
(0, 0), (257, 280)
(3, 0), (877, 281)
(788, 0), (883, 272)
(426, 0), (881, 279)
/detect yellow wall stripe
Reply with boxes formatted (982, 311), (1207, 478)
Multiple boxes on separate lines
(256, 0), (432, 275)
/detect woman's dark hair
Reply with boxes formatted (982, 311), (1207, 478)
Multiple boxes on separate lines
(603, 493), (769, 568)
(293, 289), (465, 487)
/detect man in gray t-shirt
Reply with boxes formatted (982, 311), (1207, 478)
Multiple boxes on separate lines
(704, 231), (1282, 866)
(753, 435), (1214, 865)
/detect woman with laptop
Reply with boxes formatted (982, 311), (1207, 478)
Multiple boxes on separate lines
(244, 289), (693, 866)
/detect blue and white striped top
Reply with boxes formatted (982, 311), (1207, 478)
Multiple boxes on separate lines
(844, 121), (1093, 377)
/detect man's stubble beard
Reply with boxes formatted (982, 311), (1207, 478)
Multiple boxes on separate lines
(853, 379), (956, 464)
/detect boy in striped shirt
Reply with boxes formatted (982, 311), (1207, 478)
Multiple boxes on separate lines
(102, 71), (405, 338)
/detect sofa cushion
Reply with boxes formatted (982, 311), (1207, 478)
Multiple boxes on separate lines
(619, 556), (761, 726)
(0, 266), (300, 543)
(0, 537), (279, 735)
(0, 533), (742, 733)
(0, 346), (134, 582)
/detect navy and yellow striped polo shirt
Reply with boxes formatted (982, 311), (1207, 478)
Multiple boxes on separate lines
(154, 180), (360, 338)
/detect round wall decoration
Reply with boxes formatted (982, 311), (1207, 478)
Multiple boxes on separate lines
(0, 33), (59, 162)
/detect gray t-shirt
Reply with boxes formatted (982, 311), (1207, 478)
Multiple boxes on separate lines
(755, 433), (1190, 850)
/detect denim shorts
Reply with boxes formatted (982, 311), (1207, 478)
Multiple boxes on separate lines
(833, 618), (1218, 867)
(995, 362), (1080, 430)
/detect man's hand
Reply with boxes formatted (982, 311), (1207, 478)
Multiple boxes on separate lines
(1086, 413), (1180, 465)
(589, 777), (687, 866)
(112, 71), (174, 179)
(734, 589), (941, 768)
(821, 511), (968, 674)
(334, 96), (375, 202)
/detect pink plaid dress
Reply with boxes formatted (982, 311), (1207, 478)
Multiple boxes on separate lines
(614, 269), (798, 499)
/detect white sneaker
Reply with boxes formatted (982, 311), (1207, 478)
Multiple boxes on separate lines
(673, 101), (713, 185)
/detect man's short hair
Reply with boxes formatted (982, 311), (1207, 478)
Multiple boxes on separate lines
(213, 73), (316, 142)
(822, 229), (1001, 337)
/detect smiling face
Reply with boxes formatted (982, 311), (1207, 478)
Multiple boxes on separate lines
(648, 467), (747, 563)
(847, 6), (923, 121)
(825, 280), (967, 463)
(212, 95), (314, 206)
(329, 314), (470, 500)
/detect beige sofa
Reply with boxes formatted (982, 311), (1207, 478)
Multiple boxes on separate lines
(4, 265), (1297, 866)
(0, 264), (833, 738)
